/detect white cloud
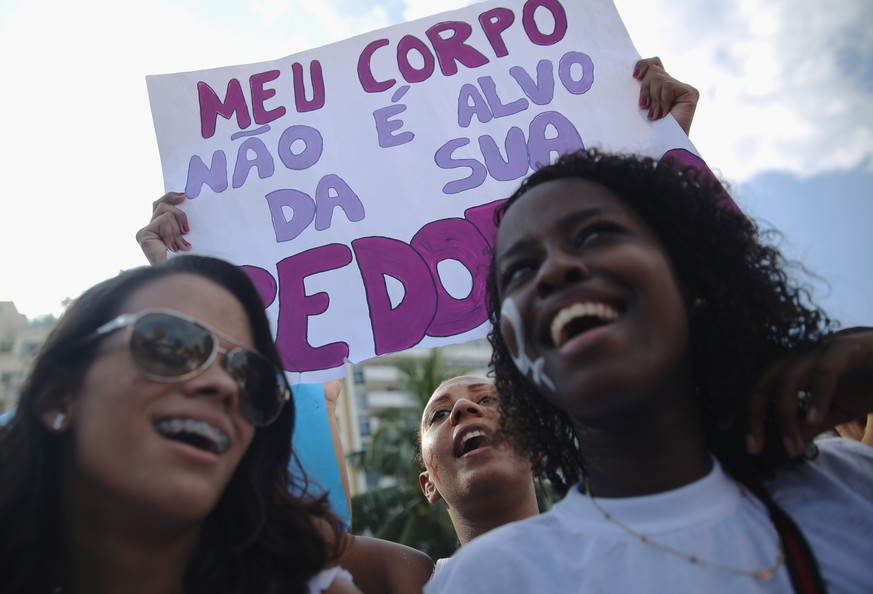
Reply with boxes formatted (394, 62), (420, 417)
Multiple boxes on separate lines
(614, 0), (873, 182)
(401, 0), (478, 22)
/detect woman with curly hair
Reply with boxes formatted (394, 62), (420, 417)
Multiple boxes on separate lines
(426, 149), (873, 594)
(0, 255), (359, 594)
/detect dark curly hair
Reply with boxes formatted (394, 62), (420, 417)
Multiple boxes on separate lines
(486, 149), (833, 495)
(0, 255), (344, 594)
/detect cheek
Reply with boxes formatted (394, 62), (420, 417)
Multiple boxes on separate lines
(654, 278), (689, 345)
(238, 423), (256, 453)
(419, 432), (446, 483)
(420, 430), (439, 459)
(500, 318), (520, 359)
(499, 296), (534, 360)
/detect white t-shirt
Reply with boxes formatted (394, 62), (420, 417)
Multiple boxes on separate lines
(425, 438), (873, 594)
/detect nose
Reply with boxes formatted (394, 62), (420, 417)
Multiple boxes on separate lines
(450, 398), (485, 425)
(535, 251), (589, 298)
(182, 352), (240, 414)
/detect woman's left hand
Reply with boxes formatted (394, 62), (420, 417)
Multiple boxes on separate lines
(746, 327), (873, 456)
(633, 57), (699, 135)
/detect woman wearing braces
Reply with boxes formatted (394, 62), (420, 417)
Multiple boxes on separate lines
(0, 255), (362, 594)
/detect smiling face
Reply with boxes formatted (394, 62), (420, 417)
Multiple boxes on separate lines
(418, 376), (532, 510)
(59, 273), (257, 530)
(494, 178), (691, 424)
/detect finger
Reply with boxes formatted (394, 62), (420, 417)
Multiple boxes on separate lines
(634, 57), (666, 109)
(633, 56), (663, 79)
(772, 353), (817, 457)
(863, 414), (873, 447)
(641, 72), (663, 120)
(150, 207), (190, 250)
(637, 74), (653, 110)
(150, 200), (190, 233)
(151, 191), (186, 213)
(835, 421), (864, 441)
(153, 211), (185, 246)
(803, 337), (869, 428)
(656, 78), (680, 121)
(747, 356), (790, 453)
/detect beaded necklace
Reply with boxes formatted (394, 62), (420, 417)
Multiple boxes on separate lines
(584, 481), (786, 581)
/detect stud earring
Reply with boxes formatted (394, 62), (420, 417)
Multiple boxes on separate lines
(52, 413), (66, 431)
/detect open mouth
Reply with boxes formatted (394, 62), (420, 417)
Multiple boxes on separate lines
(154, 418), (229, 455)
(456, 429), (490, 457)
(550, 302), (620, 348)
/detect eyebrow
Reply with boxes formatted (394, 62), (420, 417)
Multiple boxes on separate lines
(497, 206), (603, 262)
(424, 394), (452, 413)
(422, 384), (495, 416)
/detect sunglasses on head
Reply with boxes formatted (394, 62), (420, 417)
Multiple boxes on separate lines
(87, 308), (291, 426)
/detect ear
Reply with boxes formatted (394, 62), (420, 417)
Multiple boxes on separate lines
(35, 374), (77, 433)
(40, 407), (69, 433)
(419, 470), (443, 505)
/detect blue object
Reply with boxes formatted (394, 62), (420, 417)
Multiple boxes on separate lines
(289, 383), (351, 528)
(0, 407), (15, 426)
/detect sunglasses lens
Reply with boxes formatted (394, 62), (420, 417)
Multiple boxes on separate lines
(226, 350), (286, 426)
(129, 313), (214, 378)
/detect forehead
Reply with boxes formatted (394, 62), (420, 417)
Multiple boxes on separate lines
(496, 178), (635, 253)
(422, 377), (495, 411)
(120, 273), (254, 346)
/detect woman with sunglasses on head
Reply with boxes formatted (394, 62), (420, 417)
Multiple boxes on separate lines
(0, 255), (361, 594)
(426, 149), (873, 594)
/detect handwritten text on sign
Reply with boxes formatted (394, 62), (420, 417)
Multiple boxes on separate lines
(147, 0), (699, 382)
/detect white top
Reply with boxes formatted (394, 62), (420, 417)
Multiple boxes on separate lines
(307, 566), (355, 593)
(425, 438), (873, 594)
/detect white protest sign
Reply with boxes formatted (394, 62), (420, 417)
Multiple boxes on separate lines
(147, 0), (704, 383)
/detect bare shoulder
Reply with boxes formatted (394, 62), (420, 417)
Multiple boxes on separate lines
(340, 534), (435, 594)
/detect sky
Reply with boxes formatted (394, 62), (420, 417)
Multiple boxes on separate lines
(1, 0), (871, 328)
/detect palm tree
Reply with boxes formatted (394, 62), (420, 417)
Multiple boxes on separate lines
(348, 348), (468, 560)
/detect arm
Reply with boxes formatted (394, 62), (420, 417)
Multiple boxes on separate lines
(338, 534), (434, 594)
(747, 327), (873, 455)
(135, 192), (191, 264)
(323, 379), (353, 522)
(633, 56), (700, 135)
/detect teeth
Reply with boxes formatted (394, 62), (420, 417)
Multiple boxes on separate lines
(154, 418), (230, 454)
(462, 429), (486, 444)
(550, 302), (619, 348)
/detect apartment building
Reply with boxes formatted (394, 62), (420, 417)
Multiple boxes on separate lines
(0, 302), (57, 413)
